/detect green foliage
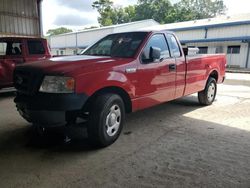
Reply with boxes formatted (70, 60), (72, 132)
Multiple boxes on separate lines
(134, 0), (173, 24)
(46, 27), (73, 36)
(92, 0), (227, 26)
(173, 0), (227, 22)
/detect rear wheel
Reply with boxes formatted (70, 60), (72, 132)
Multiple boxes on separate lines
(87, 93), (125, 147)
(198, 77), (217, 105)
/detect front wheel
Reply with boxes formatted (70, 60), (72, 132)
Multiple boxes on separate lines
(87, 93), (125, 147)
(198, 77), (217, 105)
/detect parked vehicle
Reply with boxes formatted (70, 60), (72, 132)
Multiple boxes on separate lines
(14, 31), (226, 147)
(0, 37), (51, 89)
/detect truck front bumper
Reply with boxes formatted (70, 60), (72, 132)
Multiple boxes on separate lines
(14, 93), (88, 127)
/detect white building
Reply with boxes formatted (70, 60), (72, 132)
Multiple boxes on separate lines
(148, 13), (250, 68)
(49, 19), (159, 56)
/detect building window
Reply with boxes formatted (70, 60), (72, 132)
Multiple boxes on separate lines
(60, 50), (64, 55)
(56, 50), (59, 55)
(227, 46), (240, 54)
(198, 47), (208, 54)
(216, 46), (223, 54)
(73, 50), (77, 55)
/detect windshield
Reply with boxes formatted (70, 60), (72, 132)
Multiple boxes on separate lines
(83, 32), (148, 58)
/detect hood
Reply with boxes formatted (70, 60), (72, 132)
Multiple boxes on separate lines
(19, 55), (133, 75)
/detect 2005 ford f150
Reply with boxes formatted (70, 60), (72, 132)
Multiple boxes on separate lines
(14, 31), (226, 147)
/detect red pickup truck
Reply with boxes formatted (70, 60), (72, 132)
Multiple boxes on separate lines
(14, 31), (226, 147)
(0, 37), (51, 89)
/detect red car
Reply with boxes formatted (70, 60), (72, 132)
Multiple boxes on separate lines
(14, 31), (226, 147)
(0, 37), (51, 89)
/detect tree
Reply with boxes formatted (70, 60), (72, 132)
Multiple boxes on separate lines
(92, 0), (115, 26)
(92, 0), (227, 26)
(46, 27), (73, 36)
(92, 0), (136, 26)
(134, 0), (173, 23)
(172, 0), (227, 22)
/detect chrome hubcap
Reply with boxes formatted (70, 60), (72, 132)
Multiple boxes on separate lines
(207, 82), (216, 102)
(105, 104), (121, 137)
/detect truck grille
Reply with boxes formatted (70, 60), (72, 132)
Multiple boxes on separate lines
(14, 67), (43, 95)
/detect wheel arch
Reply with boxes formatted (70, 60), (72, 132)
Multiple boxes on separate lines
(83, 86), (132, 113)
(208, 69), (219, 82)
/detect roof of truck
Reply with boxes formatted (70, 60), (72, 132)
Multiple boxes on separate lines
(0, 37), (46, 41)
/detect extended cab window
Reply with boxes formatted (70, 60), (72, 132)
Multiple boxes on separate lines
(83, 32), (147, 58)
(27, 40), (45, 55)
(167, 34), (181, 57)
(141, 34), (170, 63)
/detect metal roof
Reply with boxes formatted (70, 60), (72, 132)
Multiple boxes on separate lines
(53, 19), (160, 37)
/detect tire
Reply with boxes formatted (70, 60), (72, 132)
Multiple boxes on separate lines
(87, 93), (125, 147)
(198, 77), (217, 105)
(32, 124), (47, 137)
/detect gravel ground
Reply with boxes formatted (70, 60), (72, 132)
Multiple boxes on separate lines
(0, 74), (250, 188)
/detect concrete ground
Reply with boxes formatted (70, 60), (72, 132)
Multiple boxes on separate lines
(0, 73), (250, 188)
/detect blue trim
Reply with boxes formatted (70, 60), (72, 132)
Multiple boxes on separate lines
(171, 20), (250, 31)
(180, 36), (250, 43)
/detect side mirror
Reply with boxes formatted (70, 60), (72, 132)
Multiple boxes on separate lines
(149, 47), (161, 60)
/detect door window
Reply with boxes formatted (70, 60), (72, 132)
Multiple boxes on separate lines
(141, 34), (170, 63)
(167, 35), (181, 57)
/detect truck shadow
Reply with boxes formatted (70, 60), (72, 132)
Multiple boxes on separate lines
(0, 95), (207, 152)
(0, 90), (15, 100)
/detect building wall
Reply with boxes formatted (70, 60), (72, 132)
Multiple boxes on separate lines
(49, 27), (114, 55)
(184, 41), (249, 68)
(175, 29), (205, 41)
(173, 22), (250, 69)
(207, 25), (250, 38)
(0, 0), (41, 37)
(77, 28), (113, 47)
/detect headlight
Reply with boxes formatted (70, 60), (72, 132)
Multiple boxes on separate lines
(39, 76), (75, 93)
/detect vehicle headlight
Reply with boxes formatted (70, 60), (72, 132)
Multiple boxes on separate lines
(39, 76), (75, 93)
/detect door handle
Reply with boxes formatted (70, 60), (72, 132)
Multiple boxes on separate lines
(169, 64), (176, 71)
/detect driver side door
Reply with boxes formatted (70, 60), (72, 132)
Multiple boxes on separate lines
(136, 33), (176, 110)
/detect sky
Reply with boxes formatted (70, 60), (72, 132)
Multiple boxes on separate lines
(42, 0), (250, 35)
